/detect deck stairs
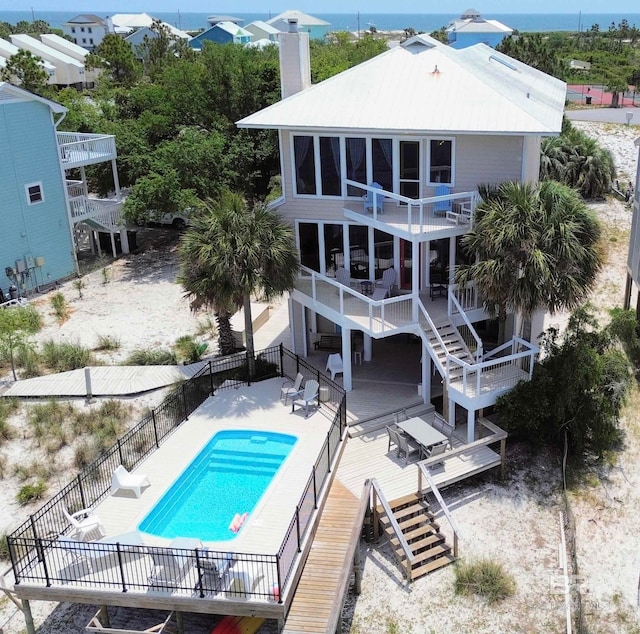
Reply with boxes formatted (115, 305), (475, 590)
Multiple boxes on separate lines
(378, 492), (455, 580)
(422, 319), (475, 382)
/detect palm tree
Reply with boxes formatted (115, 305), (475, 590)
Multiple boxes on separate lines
(457, 180), (602, 344)
(178, 191), (298, 363)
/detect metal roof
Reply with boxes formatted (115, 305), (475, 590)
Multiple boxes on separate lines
(266, 10), (330, 27)
(237, 41), (565, 136)
(246, 20), (281, 35)
(64, 14), (106, 25)
(11, 34), (84, 69)
(0, 81), (67, 113)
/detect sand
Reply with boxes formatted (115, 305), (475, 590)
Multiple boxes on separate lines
(1, 122), (639, 633)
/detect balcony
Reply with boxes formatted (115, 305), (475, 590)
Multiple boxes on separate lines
(343, 180), (480, 241)
(57, 132), (117, 168)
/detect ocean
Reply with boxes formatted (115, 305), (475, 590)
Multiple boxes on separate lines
(1, 11), (639, 34)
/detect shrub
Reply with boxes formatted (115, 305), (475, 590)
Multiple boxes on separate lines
(50, 292), (69, 322)
(0, 454), (7, 479)
(95, 334), (121, 351)
(174, 335), (208, 363)
(41, 340), (94, 371)
(454, 559), (516, 604)
(27, 400), (74, 446)
(72, 278), (85, 299)
(73, 440), (98, 469)
(15, 343), (42, 377)
(0, 532), (8, 560)
(0, 418), (15, 444)
(123, 348), (177, 366)
(102, 267), (110, 284)
(0, 397), (18, 444)
(16, 480), (47, 505)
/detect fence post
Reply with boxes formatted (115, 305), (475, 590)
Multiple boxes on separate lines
(117, 439), (124, 466)
(77, 474), (86, 509)
(208, 360), (214, 395)
(246, 351), (252, 386)
(39, 538), (51, 587)
(295, 507), (301, 553)
(312, 466), (318, 509)
(29, 514), (39, 543)
(182, 383), (188, 421)
(116, 543), (128, 592)
(194, 548), (205, 598)
(279, 343), (284, 377)
(327, 431), (332, 472)
(276, 554), (283, 604)
(152, 411), (159, 448)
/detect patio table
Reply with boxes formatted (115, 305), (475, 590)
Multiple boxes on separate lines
(397, 417), (447, 452)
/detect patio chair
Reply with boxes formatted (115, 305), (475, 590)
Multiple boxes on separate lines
(325, 353), (344, 380)
(281, 372), (304, 405)
(111, 465), (150, 498)
(433, 184), (452, 216)
(423, 441), (448, 465)
(291, 379), (319, 418)
(395, 432), (421, 464)
(386, 425), (402, 453)
(363, 182), (384, 214)
(335, 267), (351, 287)
(373, 267), (397, 300)
(59, 531), (146, 573)
(62, 506), (106, 542)
(226, 567), (266, 598)
(431, 412), (445, 433)
(148, 537), (202, 590)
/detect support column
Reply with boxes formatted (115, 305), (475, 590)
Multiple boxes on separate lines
(412, 239), (420, 322)
(99, 605), (110, 627)
(421, 347), (431, 405)
(175, 611), (184, 634)
(109, 231), (117, 258)
(342, 326), (352, 391)
(448, 236), (456, 286)
(111, 158), (122, 199)
(80, 165), (89, 197)
(119, 229), (130, 255)
(467, 407), (475, 444)
(23, 599), (36, 634)
(363, 333), (372, 362)
(623, 273), (632, 310)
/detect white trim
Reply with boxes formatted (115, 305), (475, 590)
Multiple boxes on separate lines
(427, 137), (455, 186)
(25, 182), (44, 205)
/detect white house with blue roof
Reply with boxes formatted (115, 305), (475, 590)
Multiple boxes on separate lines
(446, 8), (513, 49)
(238, 27), (566, 441)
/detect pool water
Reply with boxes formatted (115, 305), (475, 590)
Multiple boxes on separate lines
(138, 430), (297, 541)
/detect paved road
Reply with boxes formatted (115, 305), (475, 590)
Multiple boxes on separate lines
(566, 108), (640, 124)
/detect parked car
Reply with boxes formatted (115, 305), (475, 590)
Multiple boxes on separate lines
(136, 211), (191, 229)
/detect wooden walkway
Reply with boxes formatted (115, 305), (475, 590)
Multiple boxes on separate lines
(2, 363), (207, 398)
(283, 480), (361, 634)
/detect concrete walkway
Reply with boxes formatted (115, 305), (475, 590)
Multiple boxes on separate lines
(566, 107), (640, 124)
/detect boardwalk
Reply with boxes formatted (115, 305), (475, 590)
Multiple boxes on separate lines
(283, 480), (361, 634)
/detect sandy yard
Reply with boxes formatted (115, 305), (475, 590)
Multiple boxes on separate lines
(1, 122), (640, 633)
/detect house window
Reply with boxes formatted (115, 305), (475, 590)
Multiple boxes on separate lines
(319, 137), (341, 196)
(349, 225), (369, 279)
(346, 137), (366, 196)
(25, 182), (44, 205)
(399, 140), (420, 199)
(298, 223), (320, 272)
(88, 27), (92, 33)
(429, 139), (453, 184)
(90, 38), (94, 44)
(324, 224), (344, 276)
(293, 136), (316, 195)
(82, 38), (87, 44)
(71, 27), (76, 33)
(73, 38), (77, 44)
(81, 27), (85, 32)
(372, 138), (393, 191)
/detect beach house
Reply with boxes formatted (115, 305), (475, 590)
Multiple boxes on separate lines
(446, 8), (513, 49)
(238, 23), (566, 439)
(61, 14), (109, 50)
(189, 22), (253, 49)
(267, 10), (330, 40)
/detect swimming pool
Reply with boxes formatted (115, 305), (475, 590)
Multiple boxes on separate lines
(138, 430), (297, 541)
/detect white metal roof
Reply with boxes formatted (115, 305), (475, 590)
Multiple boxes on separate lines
(0, 38), (56, 74)
(246, 20), (281, 35)
(40, 33), (89, 62)
(266, 10), (330, 27)
(237, 41), (565, 136)
(10, 34), (84, 69)
(212, 21), (253, 38)
(449, 18), (513, 34)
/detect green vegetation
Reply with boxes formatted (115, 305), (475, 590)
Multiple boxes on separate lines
(174, 335), (208, 363)
(0, 305), (42, 380)
(50, 292), (69, 323)
(95, 334), (121, 351)
(123, 348), (176, 365)
(41, 340), (94, 371)
(72, 278), (85, 299)
(454, 559), (516, 604)
(0, 399), (19, 445)
(497, 307), (633, 468)
(179, 191), (298, 359)
(16, 480), (47, 505)
(457, 180), (602, 343)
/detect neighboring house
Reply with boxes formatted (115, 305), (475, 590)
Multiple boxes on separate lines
(0, 82), (128, 297)
(40, 33), (100, 85)
(61, 14), (108, 50)
(189, 22), (252, 49)
(267, 9), (330, 40)
(245, 20), (281, 43)
(0, 38), (57, 85)
(237, 29), (565, 440)
(446, 8), (513, 49)
(624, 137), (640, 315)
(10, 34), (85, 87)
(206, 15), (244, 27)
(125, 25), (191, 52)
(110, 13), (190, 41)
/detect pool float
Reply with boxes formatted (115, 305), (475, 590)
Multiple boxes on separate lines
(211, 615), (264, 634)
(228, 512), (249, 533)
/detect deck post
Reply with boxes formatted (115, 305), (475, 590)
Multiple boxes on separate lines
(175, 610), (184, 634)
(353, 541), (362, 595)
(99, 605), (110, 627)
(466, 408), (475, 444)
(372, 488), (379, 542)
(23, 599), (36, 634)
(500, 438), (506, 479)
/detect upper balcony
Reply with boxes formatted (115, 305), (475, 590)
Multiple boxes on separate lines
(343, 180), (480, 242)
(57, 132), (117, 169)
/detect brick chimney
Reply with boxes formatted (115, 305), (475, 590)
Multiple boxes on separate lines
(278, 18), (311, 99)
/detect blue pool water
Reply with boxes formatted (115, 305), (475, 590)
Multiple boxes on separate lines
(138, 430), (297, 541)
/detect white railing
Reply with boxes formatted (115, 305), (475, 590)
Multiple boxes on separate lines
(416, 302), (449, 375)
(66, 179), (85, 199)
(448, 288), (483, 362)
(449, 281), (478, 312)
(295, 266), (413, 335)
(69, 197), (123, 228)
(57, 132), (116, 165)
(345, 179), (479, 236)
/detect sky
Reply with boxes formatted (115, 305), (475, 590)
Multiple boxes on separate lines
(15, 1), (640, 14)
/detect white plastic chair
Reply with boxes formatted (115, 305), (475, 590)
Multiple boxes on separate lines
(291, 380), (319, 418)
(325, 353), (344, 380)
(281, 373), (304, 404)
(111, 465), (150, 498)
(62, 506), (106, 542)
(373, 268), (397, 300)
(335, 267), (351, 287)
(433, 184), (452, 215)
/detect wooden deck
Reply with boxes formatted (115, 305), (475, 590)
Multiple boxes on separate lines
(282, 480), (360, 634)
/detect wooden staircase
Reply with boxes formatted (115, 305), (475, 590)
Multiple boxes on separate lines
(378, 492), (455, 580)
(424, 320), (475, 382)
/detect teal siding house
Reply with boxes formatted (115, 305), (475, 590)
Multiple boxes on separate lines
(0, 83), (76, 293)
(189, 22), (252, 50)
(447, 9), (513, 50)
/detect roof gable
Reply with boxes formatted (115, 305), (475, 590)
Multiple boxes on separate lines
(0, 81), (66, 113)
(266, 10), (329, 27)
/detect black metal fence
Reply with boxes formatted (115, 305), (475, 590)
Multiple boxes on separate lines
(8, 345), (346, 604)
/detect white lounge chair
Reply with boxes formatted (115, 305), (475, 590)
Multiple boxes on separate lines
(375, 267), (397, 296)
(111, 465), (150, 498)
(325, 353), (344, 380)
(148, 537), (202, 589)
(281, 373), (304, 405)
(226, 567), (265, 598)
(59, 531), (146, 573)
(62, 506), (106, 542)
(291, 379), (319, 418)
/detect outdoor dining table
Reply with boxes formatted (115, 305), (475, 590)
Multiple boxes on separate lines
(397, 416), (448, 451)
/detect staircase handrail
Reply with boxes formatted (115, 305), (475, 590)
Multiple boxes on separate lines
(417, 465), (462, 556)
(370, 478), (415, 578)
(447, 289), (483, 362)
(482, 336), (538, 362)
(416, 302), (450, 376)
